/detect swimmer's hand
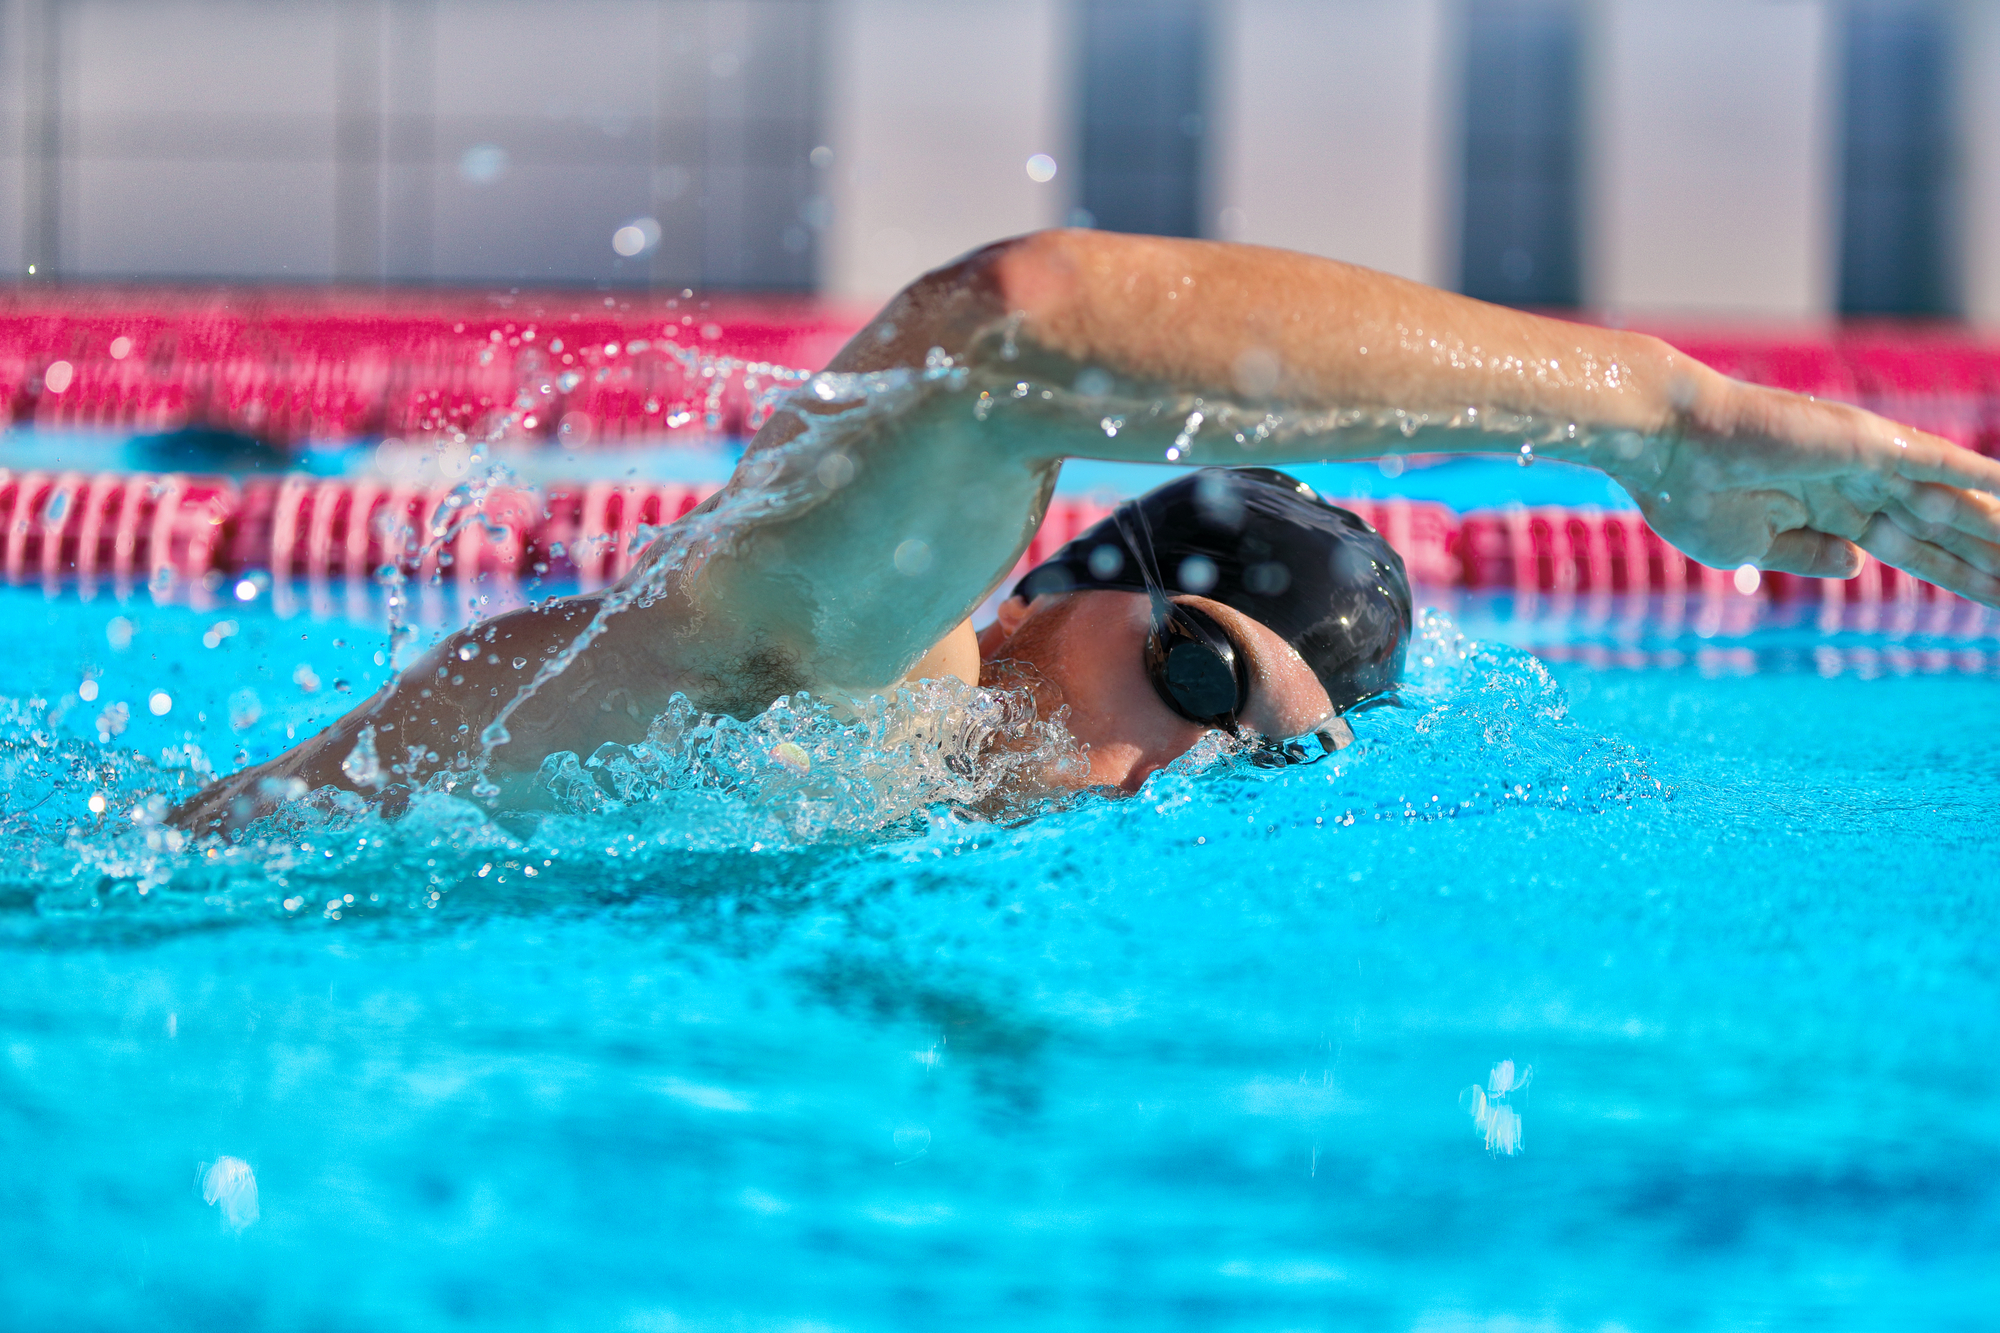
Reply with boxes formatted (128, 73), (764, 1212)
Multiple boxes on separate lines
(1600, 373), (2000, 607)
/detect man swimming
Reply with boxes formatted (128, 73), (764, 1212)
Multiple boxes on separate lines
(174, 230), (2000, 831)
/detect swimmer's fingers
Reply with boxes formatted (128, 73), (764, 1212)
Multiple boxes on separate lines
(1761, 529), (1863, 579)
(1884, 497), (2000, 577)
(1857, 515), (2000, 608)
(1885, 480), (2000, 547)
(1882, 430), (2000, 497)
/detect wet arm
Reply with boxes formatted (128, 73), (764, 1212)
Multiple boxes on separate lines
(656, 230), (2000, 702)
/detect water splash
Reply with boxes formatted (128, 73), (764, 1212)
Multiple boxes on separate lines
(1461, 1059), (1533, 1155)
(533, 673), (1085, 843)
(1133, 610), (1670, 831)
(469, 356), (964, 775)
(199, 1156), (260, 1232)
(0, 601), (1672, 939)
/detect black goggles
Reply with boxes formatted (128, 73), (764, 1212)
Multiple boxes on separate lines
(1143, 601), (1350, 767)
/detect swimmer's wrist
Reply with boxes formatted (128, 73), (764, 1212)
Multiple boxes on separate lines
(1556, 334), (1715, 487)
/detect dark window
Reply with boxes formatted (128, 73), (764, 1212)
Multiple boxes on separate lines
(1460, 0), (1581, 307)
(1078, 0), (1207, 237)
(1840, 4), (1957, 315)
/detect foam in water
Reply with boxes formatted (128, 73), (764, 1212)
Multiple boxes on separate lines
(0, 595), (1672, 945)
(532, 673), (1090, 842)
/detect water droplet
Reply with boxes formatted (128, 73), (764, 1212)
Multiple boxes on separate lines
(228, 688), (262, 729)
(458, 144), (508, 185)
(816, 452), (855, 490)
(612, 217), (661, 257)
(1074, 367), (1112, 398)
(1178, 554), (1218, 592)
(340, 727), (386, 790)
(201, 1156), (260, 1232)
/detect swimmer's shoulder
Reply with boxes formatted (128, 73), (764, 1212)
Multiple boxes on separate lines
(900, 618), (979, 689)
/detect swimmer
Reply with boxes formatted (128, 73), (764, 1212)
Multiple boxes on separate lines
(174, 230), (2000, 831)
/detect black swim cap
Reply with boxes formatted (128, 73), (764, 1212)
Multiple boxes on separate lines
(1014, 467), (1412, 715)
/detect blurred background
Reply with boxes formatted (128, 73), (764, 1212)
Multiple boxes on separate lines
(0, 0), (1988, 319)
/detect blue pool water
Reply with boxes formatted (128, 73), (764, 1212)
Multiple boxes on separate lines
(2, 583), (1997, 1331)
(9, 428), (1635, 510)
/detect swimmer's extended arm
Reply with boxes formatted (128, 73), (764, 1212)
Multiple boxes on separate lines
(668, 230), (2000, 701)
(965, 231), (2000, 594)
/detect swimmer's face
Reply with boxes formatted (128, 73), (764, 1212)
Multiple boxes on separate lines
(978, 590), (1347, 792)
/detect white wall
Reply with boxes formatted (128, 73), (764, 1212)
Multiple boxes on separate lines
(65, 0), (343, 280)
(0, 0), (821, 286)
(1961, 0), (2000, 324)
(1208, 0), (1452, 286)
(1590, 0), (1837, 317)
(820, 0), (1070, 303)
(0, 0), (1975, 321)
(426, 0), (666, 285)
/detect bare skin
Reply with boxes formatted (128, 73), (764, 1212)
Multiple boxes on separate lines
(174, 230), (2000, 833)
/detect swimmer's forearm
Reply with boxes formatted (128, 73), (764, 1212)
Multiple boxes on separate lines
(844, 229), (1701, 473)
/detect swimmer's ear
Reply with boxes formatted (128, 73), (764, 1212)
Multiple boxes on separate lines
(993, 595), (1032, 635)
(978, 595), (1033, 658)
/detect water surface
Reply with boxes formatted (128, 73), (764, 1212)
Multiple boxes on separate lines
(1, 586), (1996, 1331)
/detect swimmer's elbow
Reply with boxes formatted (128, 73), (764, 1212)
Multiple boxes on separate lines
(828, 230), (1092, 374)
(983, 229), (1093, 325)
(910, 229), (1086, 313)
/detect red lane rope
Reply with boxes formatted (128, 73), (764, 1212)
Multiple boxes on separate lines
(1, 297), (1995, 606)
(0, 288), (864, 448)
(0, 469), (1967, 605)
(2, 290), (2000, 454)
